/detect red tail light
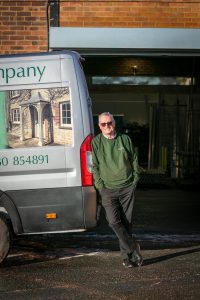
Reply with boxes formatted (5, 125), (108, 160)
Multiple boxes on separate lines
(80, 134), (93, 186)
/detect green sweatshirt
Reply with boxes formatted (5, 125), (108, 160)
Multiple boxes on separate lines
(91, 133), (139, 191)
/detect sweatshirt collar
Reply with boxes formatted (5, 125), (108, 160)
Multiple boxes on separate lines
(102, 132), (117, 140)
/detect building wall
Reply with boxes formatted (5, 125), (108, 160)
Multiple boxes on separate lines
(60, 0), (200, 29)
(0, 0), (200, 55)
(0, 0), (48, 54)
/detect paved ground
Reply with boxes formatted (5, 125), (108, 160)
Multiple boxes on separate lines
(0, 245), (200, 300)
(0, 187), (199, 300)
(95, 186), (200, 236)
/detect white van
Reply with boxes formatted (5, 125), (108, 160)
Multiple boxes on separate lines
(0, 51), (97, 263)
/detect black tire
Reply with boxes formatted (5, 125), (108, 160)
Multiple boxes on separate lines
(0, 215), (11, 264)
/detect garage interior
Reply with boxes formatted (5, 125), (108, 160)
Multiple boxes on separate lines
(83, 56), (200, 183)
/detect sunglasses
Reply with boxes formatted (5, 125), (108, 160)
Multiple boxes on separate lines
(100, 121), (113, 127)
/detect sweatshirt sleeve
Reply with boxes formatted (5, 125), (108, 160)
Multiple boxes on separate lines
(91, 137), (104, 191)
(126, 135), (140, 187)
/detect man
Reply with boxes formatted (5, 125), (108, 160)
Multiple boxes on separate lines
(92, 112), (143, 268)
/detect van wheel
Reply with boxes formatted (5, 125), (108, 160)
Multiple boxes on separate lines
(0, 215), (11, 264)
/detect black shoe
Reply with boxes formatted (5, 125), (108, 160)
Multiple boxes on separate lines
(130, 244), (143, 267)
(122, 258), (134, 268)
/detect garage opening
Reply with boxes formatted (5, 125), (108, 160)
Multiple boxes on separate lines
(83, 56), (200, 182)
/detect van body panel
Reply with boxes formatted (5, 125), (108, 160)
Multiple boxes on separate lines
(0, 146), (67, 190)
(0, 54), (62, 90)
(6, 187), (85, 233)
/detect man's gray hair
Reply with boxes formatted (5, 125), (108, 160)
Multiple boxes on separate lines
(98, 112), (115, 123)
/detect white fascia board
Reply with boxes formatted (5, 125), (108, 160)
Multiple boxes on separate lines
(49, 27), (200, 55)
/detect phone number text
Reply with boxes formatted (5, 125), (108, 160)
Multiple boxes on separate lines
(0, 155), (49, 166)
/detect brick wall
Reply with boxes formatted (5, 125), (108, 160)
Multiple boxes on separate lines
(0, 0), (48, 54)
(60, 0), (200, 28)
(0, 0), (200, 55)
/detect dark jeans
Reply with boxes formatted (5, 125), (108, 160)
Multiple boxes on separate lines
(101, 183), (138, 260)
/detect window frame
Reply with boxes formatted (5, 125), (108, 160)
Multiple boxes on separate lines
(12, 108), (20, 124)
(60, 101), (72, 128)
(10, 90), (20, 99)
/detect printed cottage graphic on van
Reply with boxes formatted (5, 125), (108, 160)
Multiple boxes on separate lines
(6, 87), (73, 148)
